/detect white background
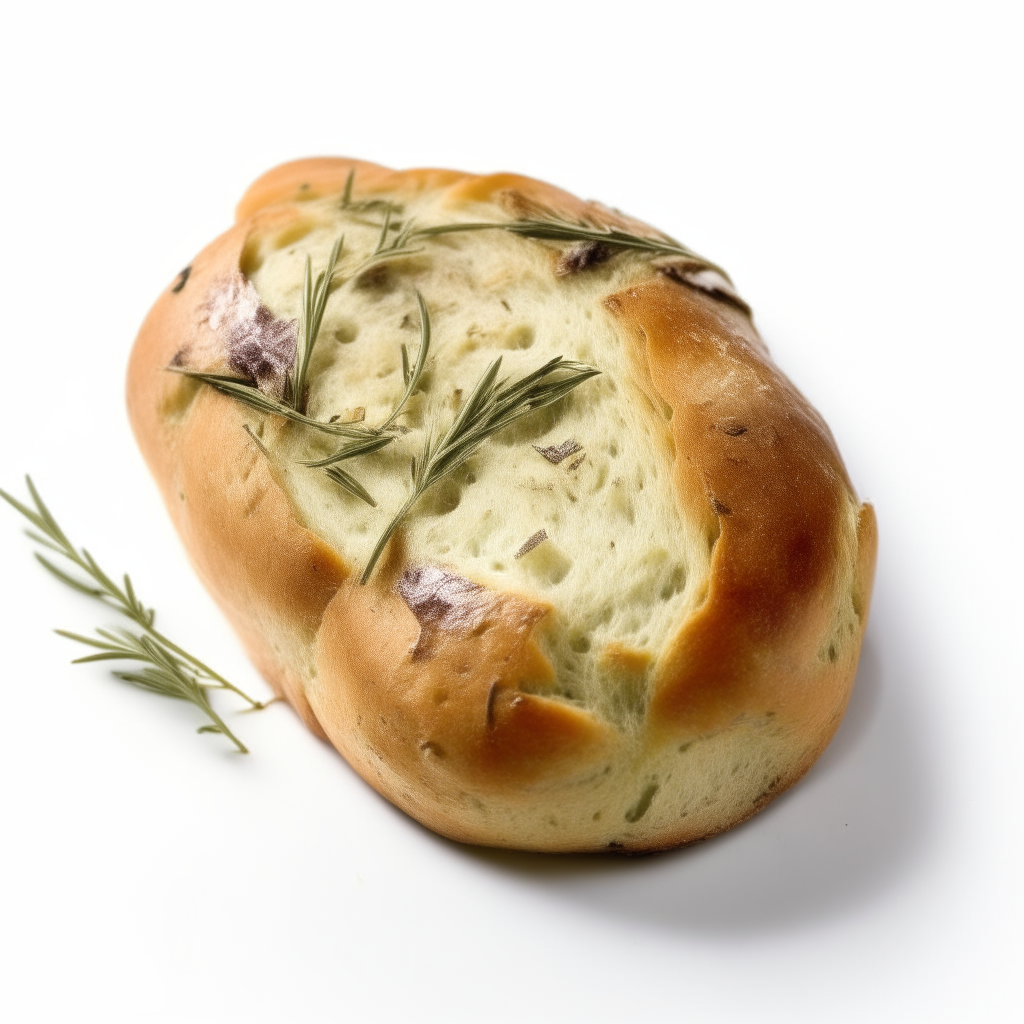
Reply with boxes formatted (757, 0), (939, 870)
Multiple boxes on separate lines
(0, 2), (1020, 1021)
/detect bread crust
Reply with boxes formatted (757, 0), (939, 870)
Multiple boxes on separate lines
(128, 158), (876, 852)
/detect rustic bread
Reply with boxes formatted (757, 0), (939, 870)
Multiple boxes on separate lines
(127, 157), (877, 853)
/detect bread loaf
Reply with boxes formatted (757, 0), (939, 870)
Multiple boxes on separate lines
(127, 157), (876, 853)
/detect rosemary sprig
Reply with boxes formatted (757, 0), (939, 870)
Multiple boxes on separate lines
(0, 477), (268, 753)
(170, 229), (417, 447)
(360, 355), (600, 583)
(300, 291), (431, 469)
(294, 291), (432, 508)
(342, 169), (722, 280)
(382, 290), (432, 431)
(56, 628), (250, 750)
(339, 172), (419, 263)
(350, 207), (420, 272)
(293, 235), (343, 413)
(412, 217), (730, 280)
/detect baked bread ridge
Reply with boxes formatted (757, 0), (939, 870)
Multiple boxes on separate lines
(127, 157), (877, 853)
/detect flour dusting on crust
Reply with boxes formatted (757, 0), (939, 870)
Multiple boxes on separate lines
(205, 276), (296, 397)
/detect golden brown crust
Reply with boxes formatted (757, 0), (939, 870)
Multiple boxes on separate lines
(128, 157), (876, 852)
(605, 280), (860, 743)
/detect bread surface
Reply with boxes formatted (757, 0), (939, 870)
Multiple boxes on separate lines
(127, 157), (877, 852)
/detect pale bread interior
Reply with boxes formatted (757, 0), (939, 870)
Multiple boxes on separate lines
(243, 194), (715, 735)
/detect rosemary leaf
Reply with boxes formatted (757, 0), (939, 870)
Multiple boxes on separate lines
(1, 477), (268, 752)
(375, 206), (393, 254)
(360, 355), (600, 583)
(299, 433), (394, 469)
(168, 369), (374, 438)
(324, 465), (378, 507)
(379, 291), (431, 431)
(35, 554), (107, 597)
(294, 235), (343, 414)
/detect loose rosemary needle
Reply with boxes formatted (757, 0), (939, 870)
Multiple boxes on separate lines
(0, 477), (268, 753)
(360, 355), (600, 583)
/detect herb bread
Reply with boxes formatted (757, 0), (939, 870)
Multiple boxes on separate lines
(127, 157), (877, 853)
